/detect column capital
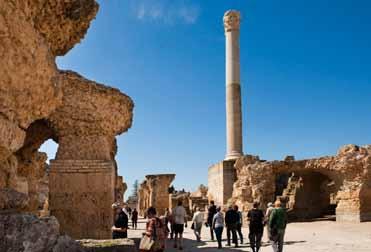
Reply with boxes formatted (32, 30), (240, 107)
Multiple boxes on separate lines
(223, 10), (241, 33)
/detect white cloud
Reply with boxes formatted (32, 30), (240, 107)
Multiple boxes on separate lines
(131, 0), (200, 25)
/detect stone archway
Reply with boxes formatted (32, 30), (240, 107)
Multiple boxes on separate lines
(14, 119), (57, 216)
(231, 145), (371, 222)
(275, 171), (340, 220)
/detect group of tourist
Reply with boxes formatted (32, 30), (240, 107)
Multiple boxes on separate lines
(111, 199), (287, 252)
(204, 200), (288, 252)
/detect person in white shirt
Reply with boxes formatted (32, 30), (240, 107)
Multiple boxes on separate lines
(265, 202), (274, 242)
(192, 207), (204, 242)
(212, 207), (224, 249)
(172, 200), (187, 250)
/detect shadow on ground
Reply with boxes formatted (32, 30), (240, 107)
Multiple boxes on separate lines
(160, 238), (306, 251)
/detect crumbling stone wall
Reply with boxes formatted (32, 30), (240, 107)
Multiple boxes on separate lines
(169, 190), (191, 217)
(138, 174), (175, 216)
(231, 145), (371, 222)
(189, 184), (209, 212)
(0, 0), (134, 244)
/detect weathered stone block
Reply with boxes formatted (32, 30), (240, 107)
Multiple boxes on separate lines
(208, 160), (236, 207)
(49, 160), (116, 239)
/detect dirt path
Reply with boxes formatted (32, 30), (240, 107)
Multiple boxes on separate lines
(128, 219), (371, 251)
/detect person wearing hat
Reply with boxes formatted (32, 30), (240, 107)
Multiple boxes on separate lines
(111, 202), (129, 239)
(269, 200), (288, 252)
(265, 202), (274, 242)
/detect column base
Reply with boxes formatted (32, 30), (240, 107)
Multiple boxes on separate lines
(225, 151), (243, 161)
(208, 160), (237, 207)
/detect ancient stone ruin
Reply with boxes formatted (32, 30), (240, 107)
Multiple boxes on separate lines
(0, 0), (133, 249)
(226, 144), (371, 222)
(207, 10), (371, 224)
(137, 174), (175, 216)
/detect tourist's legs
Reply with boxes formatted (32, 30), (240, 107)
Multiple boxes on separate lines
(232, 227), (238, 246)
(256, 232), (263, 252)
(237, 223), (243, 244)
(210, 225), (214, 240)
(278, 230), (285, 252)
(170, 224), (174, 239)
(226, 225), (232, 245)
(214, 227), (223, 249)
(249, 231), (256, 252)
(174, 233), (178, 248)
(179, 232), (184, 249)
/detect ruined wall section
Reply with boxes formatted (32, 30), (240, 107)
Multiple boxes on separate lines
(231, 145), (371, 222)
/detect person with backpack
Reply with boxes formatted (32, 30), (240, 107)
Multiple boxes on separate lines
(132, 208), (138, 229)
(141, 207), (167, 252)
(207, 201), (217, 241)
(269, 200), (288, 252)
(247, 202), (264, 252)
(111, 203), (129, 239)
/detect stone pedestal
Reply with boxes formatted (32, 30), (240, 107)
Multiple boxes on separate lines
(208, 160), (236, 207)
(49, 160), (116, 239)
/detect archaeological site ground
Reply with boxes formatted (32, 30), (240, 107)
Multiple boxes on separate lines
(1, 1), (370, 252)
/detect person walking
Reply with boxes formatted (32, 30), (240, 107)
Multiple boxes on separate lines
(164, 208), (171, 235)
(234, 205), (244, 244)
(192, 207), (204, 242)
(225, 205), (239, 247)
(207, 201), (217, 241)
(212, 207), (224, 249)
(132, 208), (138, 230)
(248, 202), (264, 252)
(265, 202), (274, 242)
(172, 200), (187, 250)
(141, 207), (167, 252)
(111, 203), (129, 239)
(269, 200), (288, 252)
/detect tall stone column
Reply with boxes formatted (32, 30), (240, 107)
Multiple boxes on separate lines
(224, 10), (243, 160)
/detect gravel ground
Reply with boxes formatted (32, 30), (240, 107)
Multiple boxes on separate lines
(128, 219), (371, 252)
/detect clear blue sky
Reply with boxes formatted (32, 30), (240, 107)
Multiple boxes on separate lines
(41, 0), (371, 196)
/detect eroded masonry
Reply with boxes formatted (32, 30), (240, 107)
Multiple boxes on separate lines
(0, 1), (133, 250)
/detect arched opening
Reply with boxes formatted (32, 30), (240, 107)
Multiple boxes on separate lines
(15, 119), (58, 216)
(275, 171), (339, 221)
(39, 139), (58, 164)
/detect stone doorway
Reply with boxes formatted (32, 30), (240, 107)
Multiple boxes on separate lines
(276, 171), (339, 221)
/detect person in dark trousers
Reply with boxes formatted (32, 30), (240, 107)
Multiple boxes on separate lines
(234, 205), (244, 244)
(132, 208), (138, 229)
(247, 202), (264, 252)
(212, 207), (224, 249)
(207, 201), (217, 241)
(269, 200), (288, 252)
(111, 203), (129, 239)
(225, 205), (239, 247)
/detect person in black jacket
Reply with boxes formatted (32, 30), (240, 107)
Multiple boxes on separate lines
(111, 203), (129, 239)
(225, 205), (239, 247)
(247, 202), (265, 252)
(207, 201), (217, 241)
